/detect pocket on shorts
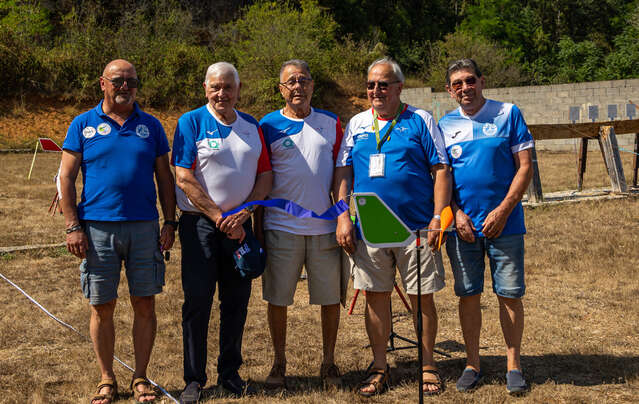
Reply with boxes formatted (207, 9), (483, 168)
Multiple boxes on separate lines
(79, 259), (90, 299)
(153, 250), (166, 287)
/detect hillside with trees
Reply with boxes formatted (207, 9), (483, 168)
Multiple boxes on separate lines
(1, 0), (638, 116)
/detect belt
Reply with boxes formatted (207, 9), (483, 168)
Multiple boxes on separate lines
(180, 211), (205, 216)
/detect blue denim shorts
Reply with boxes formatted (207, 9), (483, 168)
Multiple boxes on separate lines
(79, 220), (165, 305)
(445, 234), (525, 298)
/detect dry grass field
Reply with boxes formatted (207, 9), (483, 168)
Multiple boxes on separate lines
(1, 149), (638, 403)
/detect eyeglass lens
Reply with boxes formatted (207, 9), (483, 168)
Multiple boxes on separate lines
(451, 76), (476, 89)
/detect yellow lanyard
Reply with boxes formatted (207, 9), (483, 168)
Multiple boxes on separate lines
(373, 102), (404, 152)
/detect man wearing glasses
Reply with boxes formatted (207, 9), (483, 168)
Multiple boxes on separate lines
(172, 62), (272, 403)
(257, 59), (345, 389)
(59, 59), (176, 404)
(334, 57), (451, 397)
(439, 58), (533, 395)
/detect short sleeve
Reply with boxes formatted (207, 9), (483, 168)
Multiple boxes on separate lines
(153, 121), (170, 157)
(256, 127), (272, 174)
(509, 105), (534, 153)
(62, 116), (84, 153)
(171, 115), (198, 169)
(336, 119), (354, 167)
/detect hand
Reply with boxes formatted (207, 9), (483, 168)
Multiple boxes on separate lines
(66, 229), (88, 258)
(159, 224), (175, 251)
(481, 206), (508, 239)
(426, 217), (443, 251)
(336, 216), (356, 254)
(455, 208), (476, 243)
(227, 225), (246, 243)
(217, 209), (250, 234)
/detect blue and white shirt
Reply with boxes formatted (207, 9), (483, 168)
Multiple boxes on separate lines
(63, 101), (170, 221)
(337, 105), (449, 231)
(260, 108), (343, 235)
(438, 99), (534, 236)
(171, 104), (271, 212)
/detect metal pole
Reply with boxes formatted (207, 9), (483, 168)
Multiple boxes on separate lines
(416, 229), (424, 404)
(27, 140), (39, 180)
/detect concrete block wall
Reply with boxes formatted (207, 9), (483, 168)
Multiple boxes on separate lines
(401, 79), (639, 151)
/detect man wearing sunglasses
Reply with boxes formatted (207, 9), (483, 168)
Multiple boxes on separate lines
(334, 57), (451, 396)
(439, 58), (533, 395)
(59, 59), (176, 404)
(256, 59), (346, 390)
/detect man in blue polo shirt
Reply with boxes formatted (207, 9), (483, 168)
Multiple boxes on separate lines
(59, 59), (176, 404)
(438, 58), (534, 395)
(334, 57), (451, 397)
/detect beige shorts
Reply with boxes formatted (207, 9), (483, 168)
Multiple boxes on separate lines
(351, 236), (445, 295)
(262, 230), (341, 306)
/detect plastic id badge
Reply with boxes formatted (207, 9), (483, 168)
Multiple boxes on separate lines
(369, 153), (385, 177)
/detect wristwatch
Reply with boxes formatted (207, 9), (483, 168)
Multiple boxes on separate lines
(243, 205), (255, 214)
(65, 224), (83, 234)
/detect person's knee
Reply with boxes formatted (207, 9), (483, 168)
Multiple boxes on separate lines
(91, 299), (116, 319)
(497, 295), (523, 309)
(131, 295), (156, 319)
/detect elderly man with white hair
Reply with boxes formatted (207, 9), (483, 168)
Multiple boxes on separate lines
(172, 62), (273, 402)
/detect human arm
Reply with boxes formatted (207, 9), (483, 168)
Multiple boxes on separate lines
(216, 170), (273, 233)
(427, 163), (452, 250)
(481, 148), (533, 238)
(59, 150), (88, 258)
(333, 165), (355, 254)
(154, 153), (177, 251)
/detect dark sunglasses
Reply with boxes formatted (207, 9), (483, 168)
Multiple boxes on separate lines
(102, 76), (140, 89)
(280, 77), (313, 88)
(450, 76), (477, 90)
(366, 80), (400, 90)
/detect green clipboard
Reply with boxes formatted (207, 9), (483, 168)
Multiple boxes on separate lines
(353, 192), (415, 248)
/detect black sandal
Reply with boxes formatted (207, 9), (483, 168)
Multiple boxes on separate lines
(357, 364), (391, 397)
(422, 368), (444, 396)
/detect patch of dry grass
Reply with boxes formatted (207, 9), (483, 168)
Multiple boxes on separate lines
(0, 153), (637, 403)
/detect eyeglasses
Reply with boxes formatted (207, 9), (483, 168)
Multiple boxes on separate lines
(280, 77), (313, 88)
(102, 76), (140, 89)
(366, 80), (400, 91)
(450, 76), (477, 91)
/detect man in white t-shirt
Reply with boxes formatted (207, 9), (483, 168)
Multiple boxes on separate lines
(258, 59), (344, 389)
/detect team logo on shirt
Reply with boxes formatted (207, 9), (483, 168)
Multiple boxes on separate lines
(97, 123), (111, 136)
(450, 145), (463, 159)
(395, 126), (408, 133)
(482, 123), (497, 137)
(282, 138), (295, 149)
(208, 139), (220, 149)
(135, 124), (150, 138)
(82, 126), (96, 139)
(355, 133), (369, 142)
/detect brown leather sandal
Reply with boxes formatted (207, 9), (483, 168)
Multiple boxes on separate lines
(130, 377), (158, 403)
(90, 379), (117, 404)
(357, 364), (390, 397)
(422, 368), (444, 396)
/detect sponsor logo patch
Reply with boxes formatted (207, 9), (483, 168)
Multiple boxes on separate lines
(97, 123), (111, 136)
(208, 139), (220, 149)
(282, 138), (294, 149)
(482, 122), (497, 137)
(82, 126), (96, 139)
(135, 124), (150, 138)
(451, 145), (463, 159)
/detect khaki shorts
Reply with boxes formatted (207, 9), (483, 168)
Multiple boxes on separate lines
(262, 230), (341, 306)
(351, 236), (445, 295)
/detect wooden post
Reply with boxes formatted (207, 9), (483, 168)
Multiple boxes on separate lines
(577, 138), (588, 191)
(527, 147), (544, 203)
(632, 133), (638, 187)
(599, 126), (628, 193)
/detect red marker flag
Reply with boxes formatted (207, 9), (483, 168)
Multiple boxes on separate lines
(39, 138), (62, 152)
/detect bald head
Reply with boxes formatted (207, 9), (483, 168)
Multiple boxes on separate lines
(103, 59), (137, 77)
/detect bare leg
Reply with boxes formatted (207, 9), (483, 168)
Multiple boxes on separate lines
(130, 295), (157, 402)
(320, 303), (340, 365)
(90, 299), (116, 404)
(409, 293), (439, 392)
(459, 294), (482, 372)
(267, 303), (288, 366)
(497, 296), (524, 371)
(360, 291), (391, 394)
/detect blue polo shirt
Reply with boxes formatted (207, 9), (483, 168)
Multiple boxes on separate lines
(63, 101), (170, 221)
(337, 105), (449, 231)
(438, 99), (534, 236)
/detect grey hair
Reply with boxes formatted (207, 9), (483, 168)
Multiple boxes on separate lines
(205, 62), (240, 85)
(445, 58), (482, 85)
(367, 57), (405, 83)
(279, 59), (312, 81)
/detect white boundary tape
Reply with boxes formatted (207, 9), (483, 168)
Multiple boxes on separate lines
(0, 271), (179, 403)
